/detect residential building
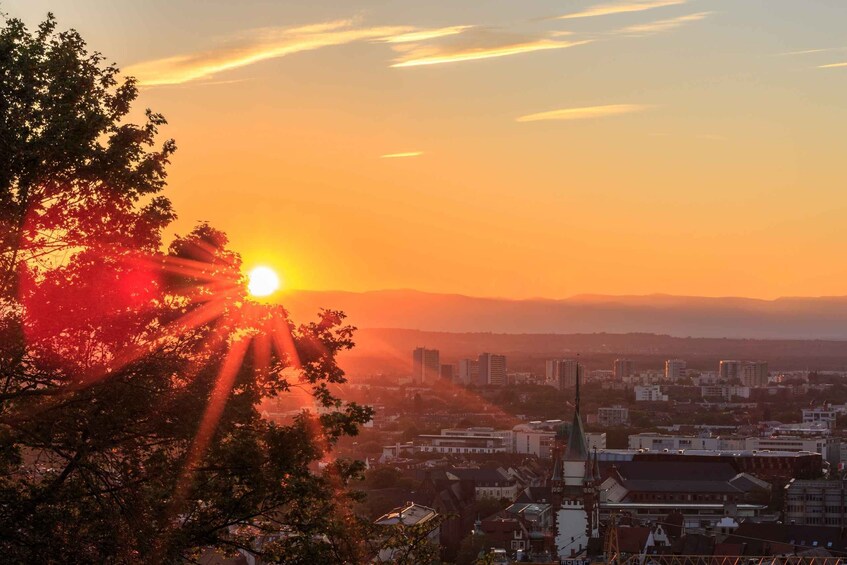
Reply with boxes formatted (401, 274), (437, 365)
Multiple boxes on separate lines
(717, 360), (768, 386)
(665, 359), (687, 381)
(740, 361), (769, 387)
(479, 353), (507, 386)
(598, 405), (630, 427)
(719, 360), (742, 381)
(784, 479), (847, 526)
(457, 358), (479, 386)
(547, 359), (582, 390)
(614, 359), (634, 381)
(440, 363), (454, 381)
(634, 384), (668, 402)
(412, 347), (440, 385)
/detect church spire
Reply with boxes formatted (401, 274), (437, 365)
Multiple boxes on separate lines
(575, 359), (581, 415)
(564, 362), (588, 461)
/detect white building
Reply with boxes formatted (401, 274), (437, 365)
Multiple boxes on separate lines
(418, 427), (514, 455)
(628, 433), (744, 451)
(627, 432), (839, 465)
(634, 384), (668, 402)
(513, 427), (556, 458)
(803, 407), (838, 429)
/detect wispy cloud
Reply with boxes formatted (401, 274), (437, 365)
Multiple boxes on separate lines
(516, 104), (649, 122)
(618, 11), (711, 36)
(127, 19), (581, 83)
(125, 19), (418, 85)
(391, 29), (591, 68)
(781, 47), (847, 56)
(557, 0), (687, 20)
(819, 62), (847, 69)
(380, 25), (474, 44)
(380, 151), (423, 158)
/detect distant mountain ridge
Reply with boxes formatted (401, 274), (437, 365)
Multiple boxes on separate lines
(280, 289), (847, 340)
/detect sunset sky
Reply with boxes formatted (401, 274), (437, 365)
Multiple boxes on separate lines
(8, 1), (847, 300)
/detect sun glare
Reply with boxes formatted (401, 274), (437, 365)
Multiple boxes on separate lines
(247, 266), (280, 297)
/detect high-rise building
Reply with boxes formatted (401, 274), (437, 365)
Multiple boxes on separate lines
(664, 359), (687, 381)
(740, 361), (768, 387)
(719, 360), (742, 381)
(440, 364), (455, 381)
(720, 360), (768, 386)
(613, 359), (633, 381)
(479, 353), (507, 386)
(547, 359), (581, 390)
(457, 359), (479, 386)
(412, 347), (440, 385)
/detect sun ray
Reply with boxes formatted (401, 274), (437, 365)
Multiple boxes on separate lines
(153, 336), (251, 558)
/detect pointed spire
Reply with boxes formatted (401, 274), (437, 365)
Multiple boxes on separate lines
(575, 355), (581, 415)
(564, 365), (589, 461)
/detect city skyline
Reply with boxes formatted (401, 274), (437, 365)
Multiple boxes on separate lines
(6, 0), (847, 300)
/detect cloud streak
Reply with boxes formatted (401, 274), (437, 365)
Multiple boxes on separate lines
(558, 0), (687, 20)
(380, 25), (474, 44)
(618, 11), (711, 36)
(516, 104), (649, 122)
(391, 38), (591, 68)
(126, 20), (584, 83)
(125, 20), (414, 86)
(819, 62), (847, 69)
(125, 20), (419, 85)
(380, 151), (423, 158)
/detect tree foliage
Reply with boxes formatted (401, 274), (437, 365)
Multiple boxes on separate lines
(0, 14), (373, 562)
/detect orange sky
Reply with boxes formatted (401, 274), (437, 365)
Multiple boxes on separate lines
(8, 1), (847, 299)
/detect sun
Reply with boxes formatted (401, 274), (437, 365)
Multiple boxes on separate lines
(246, 266), (280, 297)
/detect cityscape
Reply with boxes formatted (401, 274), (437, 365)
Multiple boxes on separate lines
(3, 1), (847, 564)
(291, 345), (847, 562)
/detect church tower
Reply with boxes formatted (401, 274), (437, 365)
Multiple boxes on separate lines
(552, 367), (600, 558)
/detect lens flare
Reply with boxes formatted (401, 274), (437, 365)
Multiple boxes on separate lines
(247, 266), (280, 297)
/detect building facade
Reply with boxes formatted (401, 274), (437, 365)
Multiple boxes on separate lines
(598, 406), (630, 427)
(479, 353), (507, 386)
(664, 359), (687, 381)
(634, 384), (668, 402)
(412, 347), (440, 385)
(614, 359), (634, 381)
(785, 479), (847, 527)
(457, 358), (479, 385)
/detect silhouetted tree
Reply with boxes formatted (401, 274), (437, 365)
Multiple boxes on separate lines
(0, 14), (371, 563)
